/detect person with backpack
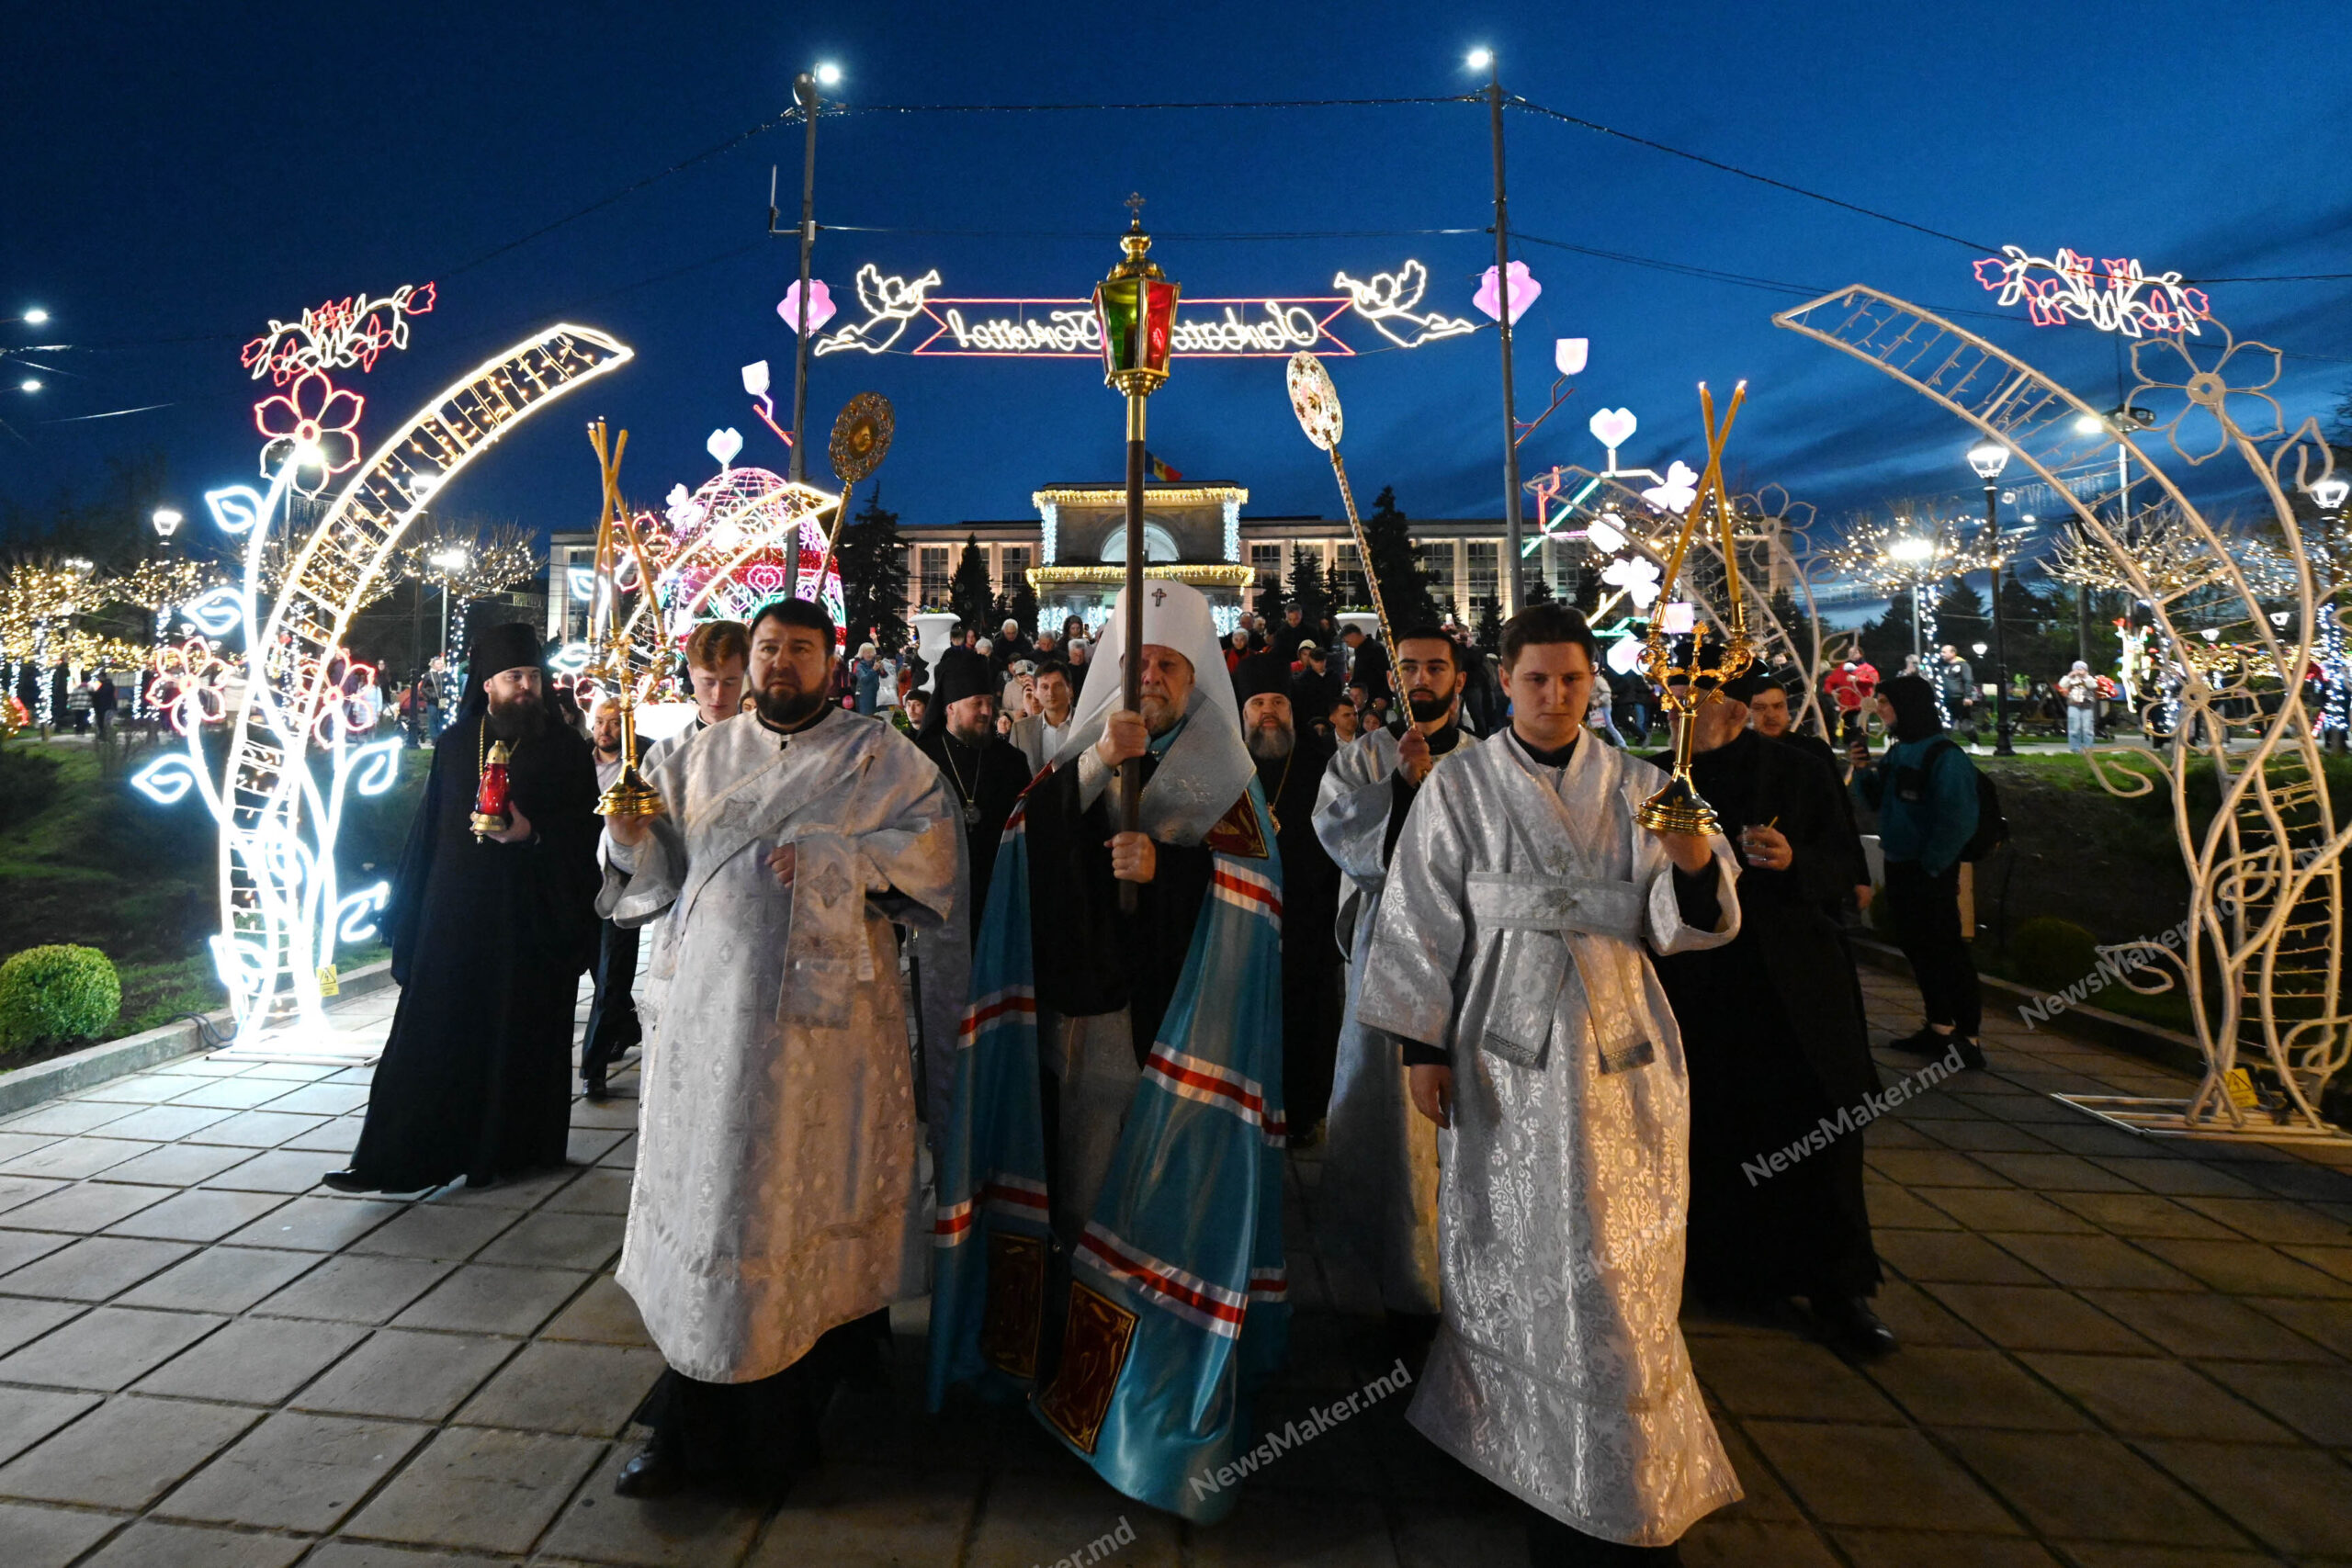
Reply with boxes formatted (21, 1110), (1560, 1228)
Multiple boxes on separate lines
(1849, 673), (1992, 1072)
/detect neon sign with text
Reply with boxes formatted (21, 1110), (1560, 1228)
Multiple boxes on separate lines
(1972, 246), (2209, 337)
(813, 260), (1477, 360)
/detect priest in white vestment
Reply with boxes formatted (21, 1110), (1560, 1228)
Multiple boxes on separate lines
(1310, 627), (1475, 1348)
(1357, 604), (1743, 1565)
(600, 598), (964, 1502)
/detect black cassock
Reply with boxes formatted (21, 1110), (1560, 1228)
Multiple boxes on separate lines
(1657, 729), (1883, 1303)
(913, 726), (1032, 939)
(347, 709), (601, 1190)
(1258, 733), (1342, 1129)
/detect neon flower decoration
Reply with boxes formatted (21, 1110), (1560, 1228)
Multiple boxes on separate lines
(1588, 513), (1629, 554)
(1643, 460), (1702, 513)
(1555, 338), (1589, 377)
(241, 282), (436, 384)
(1601, 554), (1663, 610)
(777, 277), (837, 334)
(254, 370), (366, 494)
(707, 427), (744, 469)
(136, 319), (634, 1055)
(1972, 247), (2209, 337)
(1473, 260), (1541, 325)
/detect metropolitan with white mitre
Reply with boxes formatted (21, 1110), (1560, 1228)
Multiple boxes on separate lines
(927, 579), (1288, 1525)
(599, 597), (965, 1503)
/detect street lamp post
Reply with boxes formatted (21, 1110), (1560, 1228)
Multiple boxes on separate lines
(785, 60), (841, 600)
(1471, 47), (1524, 617)
(1968, 439), (2016, 755)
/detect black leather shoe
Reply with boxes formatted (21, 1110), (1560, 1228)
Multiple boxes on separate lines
(614, 1448), (679, 1498)
(1955, 1036), (1988, 1072)
(321, 1169), (378, 1194)
(584, 1073), (610, 1103)
(1812, 1295), (1900, 1359)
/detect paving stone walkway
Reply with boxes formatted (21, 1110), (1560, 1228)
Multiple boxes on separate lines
(0, 969), (2347, 1567)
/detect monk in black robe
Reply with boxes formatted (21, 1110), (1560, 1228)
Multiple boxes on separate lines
(329, 622), (600, 1193)
(1235, 652), (1342, 1133)
(912, 646), (1031, 934)
(1655, 667), (1892, 1356)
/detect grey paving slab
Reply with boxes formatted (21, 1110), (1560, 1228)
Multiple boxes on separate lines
(390, 1263), (590, 1337)
(0, 1179), (175, 1235)
(0, 1174), (69, 1215)
(200, 1147), (337, 1194)
(89, 1104), (238, 1142)
(102, 1186), (293, 1243)
(342, 1425), (604, 1555)
(0, 1393), (257, 1508)
(1940, 1427), (2252, 1548)
(279, 1115), (367, 1155)
(253, 1253), (454, 1325)
(301, 1545), (511, 1568)
(1860, 1345), (2092, 1432)
(78, 1073), (202, 1106)
(1, 1100), (141, 1136)
(164, 1076), (304, 1111)
(2135, 1438), (2352, 1557)
(543, 1168), (635, 1216)
(956, 1466), (1179, 1568)
(79, 1519), (309, 1568)
(0, 1498), (128, 1568)
(222, 1194), (404, 1252)
(0, 1303), (227, 1391)
(428, 1165), (580, 1210)
(159, 1409), (432, 1532)
(98, 1141), (259, 1188)
(0, 1387), (100, 1466)
(452, 1340), (665, 1437)
(134, 1314), (369, 1404)
(294, 1328), (521, 1422)
(184, 1109), (334, 1149)
(0, 1297), (84, 1357)
(0, 1135), (160, 1181)
(1743, 1420), (2022, 1534)
(2190, 1357), (2352, 1445)
(0, 1235), (198, 1301)
(0, 1228), (72, 1277)
(345, 1202), (520, 1262)
(474, 1211), (624, 1272)
(258, 1081), (373, 1116)
(117, 1247), (322, 1314)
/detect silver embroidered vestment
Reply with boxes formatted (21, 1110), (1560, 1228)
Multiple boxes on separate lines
(1355, 731), (1744, 1547)
(599, 709), (964, 1383)
(1311, 726), (1441, 1315)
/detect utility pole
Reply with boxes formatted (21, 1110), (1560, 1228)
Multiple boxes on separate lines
(1482, 55), (1524, 619)
(786, 67), (823, 598)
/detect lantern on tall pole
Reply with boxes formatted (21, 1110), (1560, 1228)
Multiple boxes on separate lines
(1090, 197), (1180, 908)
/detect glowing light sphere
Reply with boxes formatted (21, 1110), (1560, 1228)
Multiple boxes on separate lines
(657, 466), (845, 650)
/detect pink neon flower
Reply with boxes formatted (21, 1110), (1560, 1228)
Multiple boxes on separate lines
(254, 369), (366, 494)
(777, 278), (837, 334)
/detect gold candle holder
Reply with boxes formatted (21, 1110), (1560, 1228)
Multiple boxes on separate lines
(587, 420), (666, 820)
(1635, 381), (1751, 836)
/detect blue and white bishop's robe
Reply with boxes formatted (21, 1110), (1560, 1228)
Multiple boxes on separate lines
(927, 730), (1288, 1524)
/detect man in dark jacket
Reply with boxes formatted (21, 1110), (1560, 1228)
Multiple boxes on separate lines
(329, 621), (602, 1192)
(1657, 667), (1894, 1357)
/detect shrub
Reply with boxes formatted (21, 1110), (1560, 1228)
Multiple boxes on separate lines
(0, 944), (122, 1054)
(0, 750), (60, 833)
(2012, 916), (2100, 995)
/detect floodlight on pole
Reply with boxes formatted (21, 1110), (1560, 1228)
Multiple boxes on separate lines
(23, 309), (47, 325)
(2312, 476), (2349, 513)
(814, 61), (842, 86)
(1889, 536), (1935, 563)
(2074, 412), (2103, 435)
(1967, 439), (2011, 479)
(17, 378), (39, 393)
(1466, 47), (1493, 70)
(151, 508), (184, 538)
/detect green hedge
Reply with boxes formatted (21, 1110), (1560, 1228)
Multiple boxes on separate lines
(2011, 916), (2100, 995)
(0, 944), (122, 1054)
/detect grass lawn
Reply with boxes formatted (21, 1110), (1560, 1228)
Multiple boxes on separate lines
(0, 735), (427, 1060)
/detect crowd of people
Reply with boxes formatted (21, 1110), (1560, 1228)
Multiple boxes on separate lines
(318, 592), (1996, 1566)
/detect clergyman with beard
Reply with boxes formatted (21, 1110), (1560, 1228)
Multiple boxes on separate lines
(328, 621), (601, 1193)
(600, 597), (962, 1500)
(914, 645), (1033, 928)
(1235, 651), (1343, 1136)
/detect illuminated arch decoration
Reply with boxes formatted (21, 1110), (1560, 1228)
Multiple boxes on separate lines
(134, 323), (634, 1056)
(1972, 246), (2208, 338)
(1777, 284), (2346, 1142)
